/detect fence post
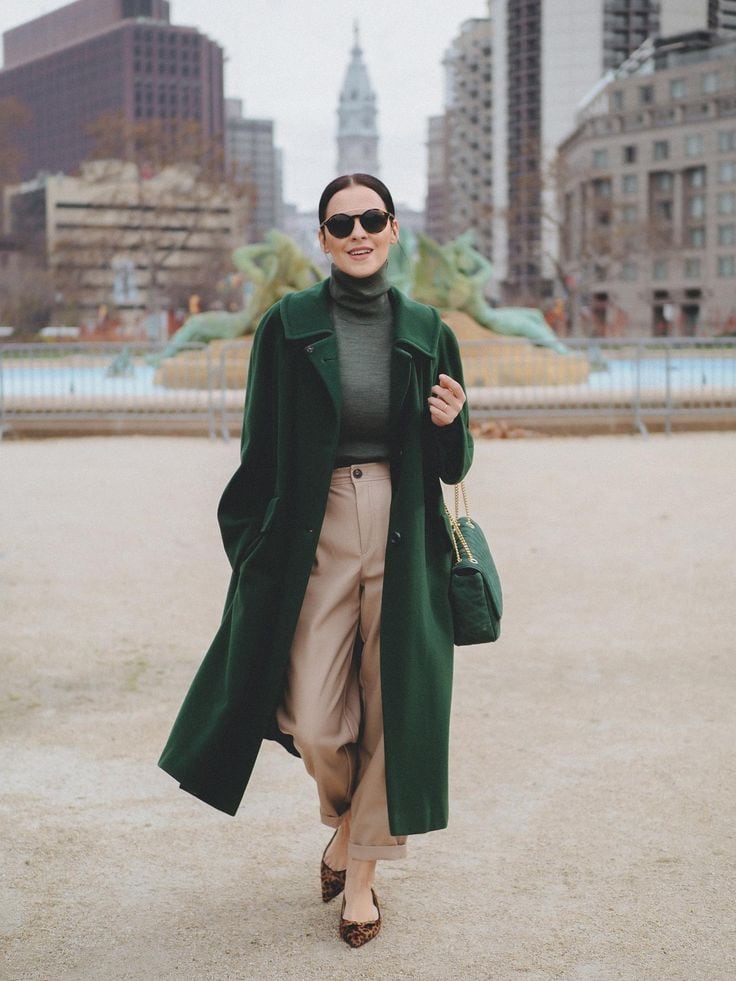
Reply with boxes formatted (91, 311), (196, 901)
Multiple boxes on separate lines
(219, 344), (230, 443)
(634, 339), (648, 437)
(0, 348), (6, 440)
(206, 343), (216, 441)
(664, 342), (673, 436)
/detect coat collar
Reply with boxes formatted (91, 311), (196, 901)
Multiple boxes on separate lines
(280, 278), (441, 357)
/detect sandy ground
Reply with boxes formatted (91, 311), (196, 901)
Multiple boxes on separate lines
(1, 432), (735, 981)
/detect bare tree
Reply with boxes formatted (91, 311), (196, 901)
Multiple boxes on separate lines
(550, 148), (667, 336)
(0, 96), (31, 193)
(0, 264), (55, 335)
(49, 113), (251, 337)
(0, 98), (52, 333)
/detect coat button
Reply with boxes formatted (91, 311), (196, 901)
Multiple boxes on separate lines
(305, 344), (314, 354)
(352, 468), (363, 479)
(390, 531), (401, 545)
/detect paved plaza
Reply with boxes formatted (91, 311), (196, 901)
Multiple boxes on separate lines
(1, 433), (734, 980)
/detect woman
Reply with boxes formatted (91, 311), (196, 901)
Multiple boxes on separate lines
(159, 173), (473, 947)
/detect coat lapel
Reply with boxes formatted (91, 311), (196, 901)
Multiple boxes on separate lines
(304, 333), (341, 417)
(280, 280), (341, 418)
(388, 286), (442, 434)
(279, 278), (444, 430)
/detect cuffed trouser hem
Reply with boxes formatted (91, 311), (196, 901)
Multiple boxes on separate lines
(349, 841), (408, 861)
(321, 812), (342, 829)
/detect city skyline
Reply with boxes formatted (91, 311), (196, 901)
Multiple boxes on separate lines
(0, 0), (488, 214)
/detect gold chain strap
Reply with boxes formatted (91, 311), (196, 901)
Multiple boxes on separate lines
(444, 480), (478, 565)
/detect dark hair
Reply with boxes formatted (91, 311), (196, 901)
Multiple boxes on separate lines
(318, 173), (396, 225)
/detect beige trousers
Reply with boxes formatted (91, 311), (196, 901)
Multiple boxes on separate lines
(276, 462), (408, 861)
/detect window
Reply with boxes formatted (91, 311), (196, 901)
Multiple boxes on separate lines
(717, 191), (736, 214)
(687, 227), (706, 248)
(622, 204), (639, 223)
(684, 258), (701, 278)
(592, 149), (609, 168)
(686, 167), (706, 189)
(592, 177), (612, 198)
(689, 195), (705, 219)
(719, 161), (736, 182)
(622, 261), (638, 281)
(653, 172), (674, 192)
(670, 78), (686, 99)
(653, 259), (668, 281)
(611, 90), (624, 111)
(718, 224), (736, 246)
(685, 134), (704, 157)
(653, 140), (669, 161)
(719, 130), (736, 152)
(718, 255), (736, 277)
(622, 173), (638, 194)
(655, 200), (673, 221)
(703, 71), (720, 94)
(623, 144), (637, 163)
(639, 85), (654, 105)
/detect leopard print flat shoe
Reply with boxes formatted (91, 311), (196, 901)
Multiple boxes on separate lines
(321, 830), (347, 903)
(339, 889), (381, 948)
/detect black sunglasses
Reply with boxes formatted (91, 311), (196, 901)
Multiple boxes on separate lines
(320, 209), (394, 239)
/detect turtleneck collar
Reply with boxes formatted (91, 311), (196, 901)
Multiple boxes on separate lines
(328, 262), (391, 316)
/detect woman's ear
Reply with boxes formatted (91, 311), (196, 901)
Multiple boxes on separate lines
(390, 219), (400, 244)
(319, 229), (330, 255)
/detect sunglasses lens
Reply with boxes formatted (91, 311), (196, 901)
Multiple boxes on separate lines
(360, 210), (390, 233)
(323, 210), (391, 238)
(325, 214), (354, 238)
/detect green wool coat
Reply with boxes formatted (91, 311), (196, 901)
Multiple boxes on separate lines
(158, 278), (473, 836)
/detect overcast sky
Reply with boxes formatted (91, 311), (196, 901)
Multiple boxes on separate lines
(0, 0), (488, 214)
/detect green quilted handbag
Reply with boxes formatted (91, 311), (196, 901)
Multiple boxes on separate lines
(444, 482), (503, 645)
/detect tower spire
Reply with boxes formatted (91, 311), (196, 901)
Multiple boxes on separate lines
(336, 23), (380, 175)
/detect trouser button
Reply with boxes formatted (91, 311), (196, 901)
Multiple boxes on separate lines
(352, 468), (363, 479)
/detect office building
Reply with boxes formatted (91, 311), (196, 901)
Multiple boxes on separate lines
(428, 19), (493, 259)
(490, 0), (666, 303)
(225, 98), (283, 243)
(4, 161), (246, 328)
(0, 0), (224, 180)
(557, 31), (736, 335)
(425, 115), (449, 244)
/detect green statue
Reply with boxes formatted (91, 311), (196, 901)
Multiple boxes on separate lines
(386, 226), (417, 297)
(155, 230), (322, 360)
(411, 231), (568, 354)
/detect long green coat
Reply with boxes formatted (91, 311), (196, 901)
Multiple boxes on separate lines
(158, 278), (473, 836)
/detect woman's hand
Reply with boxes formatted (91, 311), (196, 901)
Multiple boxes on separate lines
(428, 373), (466, 427)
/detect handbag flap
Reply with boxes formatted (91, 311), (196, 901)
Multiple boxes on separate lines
(455, 516), (503, 618)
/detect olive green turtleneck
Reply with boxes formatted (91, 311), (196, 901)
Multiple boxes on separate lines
(329, 262), (393, 466)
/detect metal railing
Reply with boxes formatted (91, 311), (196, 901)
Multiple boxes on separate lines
(0, 341), (218, 438)
(459, 337), (736, 435)
(1, 337), (735, 439)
